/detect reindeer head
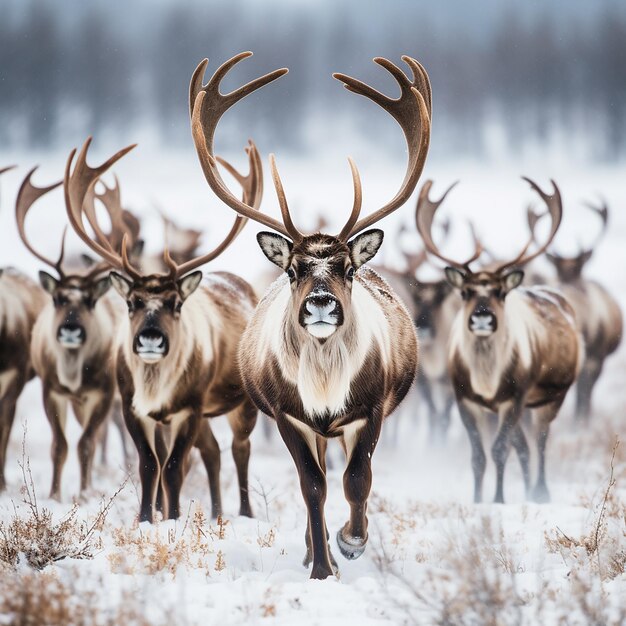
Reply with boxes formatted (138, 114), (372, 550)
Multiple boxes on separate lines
(16, 168), (114, 350)
(62, 136), (262, 364)
(415, 178), (562, 338)
(408, 278), (454, 342)
(541, 201), (608, 283)
(189, 52), (431, 342)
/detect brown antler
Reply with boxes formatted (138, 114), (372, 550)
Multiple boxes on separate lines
(582, 198), (609, 251)
(166, 140), (264, 278)
(64, 137), (141, 279)
(494, 178), (562, 273)
(334, 56), (431, 238)
(0, 165), (16, 177)
(415, 180), (483, 270)
(15, 167), (67, 274)
(190, 52), (291, 238)
(65, 137), (261, 281)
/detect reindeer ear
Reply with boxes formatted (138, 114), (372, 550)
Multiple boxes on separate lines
(502, 269), (524, 292)
(92, 275), (111, 301)
(110, 272), (132, 299)
(348, 229), (384, 269)
(178, 271), (202, 301)
(39, 271), (59, 294)
(257, 232), (293, 270)
(444, 267), (465, 289)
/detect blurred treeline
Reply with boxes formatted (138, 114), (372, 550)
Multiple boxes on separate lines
(0, 0), (625, 161)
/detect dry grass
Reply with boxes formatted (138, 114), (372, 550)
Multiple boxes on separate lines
(0, 569), (169, 626)
(0, 431), (126, 570)
(107, 503), (232, 576)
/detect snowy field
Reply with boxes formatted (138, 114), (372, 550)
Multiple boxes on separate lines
(0, 147), (625, 624)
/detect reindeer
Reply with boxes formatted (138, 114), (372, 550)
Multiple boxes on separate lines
(416, 179), (581, 504)
(63, 137), (263, 523)
(15, 170), (127, 500)
(536, 201), (622, 423)
(393, 216), (462, 443)
(189, 52), (430, 578)
(1, 165), (48, 489)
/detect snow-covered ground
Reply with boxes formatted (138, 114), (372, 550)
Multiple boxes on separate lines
(0, 148), (625, 624)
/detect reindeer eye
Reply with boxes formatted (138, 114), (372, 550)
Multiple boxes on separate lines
(175, 302), (182, 313)
(54, 294), (68, 307)
(346, 267), (355, 280)
(134, 298), (145, 310)
(287, 268), (296, 281)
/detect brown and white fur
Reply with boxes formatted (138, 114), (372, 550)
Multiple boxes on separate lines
(446, 269), (581, 504)
(240, 233), (417, 578)
(545, 252), (622, 423)
(31, 271), (119, 499)
(111, 271), (258, 523)
(0, 269), (46, 489)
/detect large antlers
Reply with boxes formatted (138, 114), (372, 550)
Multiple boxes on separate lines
(15, 168), (67, 275)
(415, 180), (483, 271)
(494, 178), (562, 273)
(190, 53), (291, 238)
(191, 53), (431, 243)
(334, 55), (431, 238)
(64, 137), (261, 281)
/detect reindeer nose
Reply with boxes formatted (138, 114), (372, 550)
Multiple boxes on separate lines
(306, 295), (337, 315)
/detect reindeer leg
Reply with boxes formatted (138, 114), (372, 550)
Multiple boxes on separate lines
(123, 408), (159, 523)
(227, 399), (257, 518)
(0, 374), (21, 491)
(303, 436), (337, 571)
(575, 358), (602, 424)
(162, 414), (200, 520)
(194, 419), (223, 519)
(457, 399), (486, 503)
(419, 375), (440, 445)
(337, 418), (381, 561)
(531, 399), (563, 503)
(276, 413), (333, 580)
(43, 388), (68, 501)
(77, 391), (112, 495)
(510, 424), (531, 497)
(492, 399), (524, 504)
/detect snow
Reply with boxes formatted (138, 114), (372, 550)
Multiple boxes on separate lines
(0, 149), (625, 624)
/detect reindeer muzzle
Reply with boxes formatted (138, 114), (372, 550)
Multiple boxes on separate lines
(134, 329), (169, 362)
(301, 291), (343, 339)
(57, 324), (86, 348)
(468, 311), (497, 336)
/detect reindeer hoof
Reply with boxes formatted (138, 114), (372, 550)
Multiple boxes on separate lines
(336, 528), (367, 560)
(532, 484), (550, 504)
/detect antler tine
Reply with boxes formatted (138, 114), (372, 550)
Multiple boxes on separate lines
(415, 180), (481, 270)
(268, 154), (303, 243)
(190, 54), (291, 238)
(337, 157), (363, 241)
(64, 137), (140, 278)
(582, 198), (609, 250)
(15, 167), (66, 272)
(334, 56), (432, 237)
(495, 178), (563, 273)
(0, 165), (17, 177)
(173, 141), (264, 278)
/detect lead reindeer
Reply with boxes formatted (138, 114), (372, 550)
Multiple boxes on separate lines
(1, 165), (48, 490)
(532, 202), (622, 423)
(15, 170), (125, 499)
(416, 179), (581, 504)
(63, 137), (263, 523)
(189, 52), (430, 578)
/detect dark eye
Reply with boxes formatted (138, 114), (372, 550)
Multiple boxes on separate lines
(287, 268), (296, 281)
(54, 294), (68, 307)
(461, 289), (474, 301)
(175, 301), (182, 313)
(134, 298), (145, 310)
(346, 267), (355, 280)
(493, 288), (503, 299)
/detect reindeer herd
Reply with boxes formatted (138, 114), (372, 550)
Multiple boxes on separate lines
(0, 53), (622, 579)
